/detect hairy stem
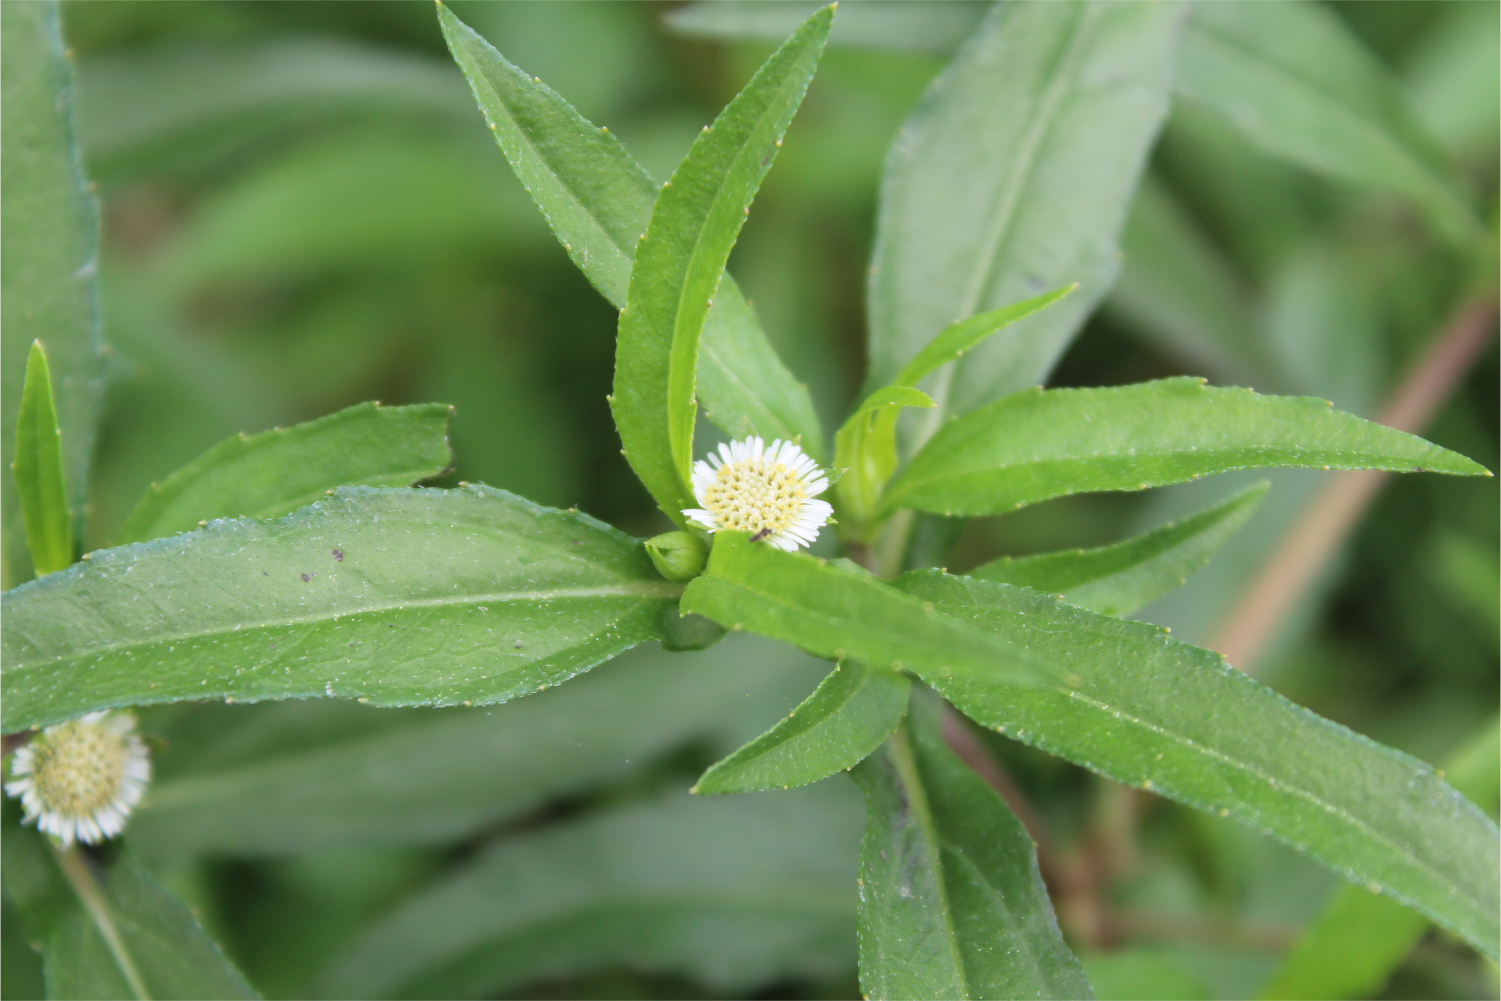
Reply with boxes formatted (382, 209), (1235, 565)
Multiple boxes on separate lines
(1213, 294), (1498, 673)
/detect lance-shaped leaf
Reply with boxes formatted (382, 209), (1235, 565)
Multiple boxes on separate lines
(1, 485), (680, 732)
(867, 1), (1184, 442)
(437, 3), (824, 462)
(1177, 1), (1482, 247)
(129, 636), (826, 865)
(833, 385), (933, 533)
(836, 289), (1073, 534)
(969, 481), (1267, 617)
(890, 285), (1077, 391)
(612, 5), (832, 520)
(2, 802), (256, 1000)
(694, 0), (1482, 248)
(892, 571), (1501, 959)
(13, 341), (73, 576)
(882, 377), (1491, 518)
(2, 2), (105, 588)
(850, 690), (1091, 1000)
(681, 532), (1051, 691)
(310, 789), (861, 1000)
(694, 660), (910, 795)
(115, 402), (453, 545)
(1259, 715), (1500, 1000)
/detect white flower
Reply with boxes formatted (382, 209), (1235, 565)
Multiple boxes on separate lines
(5, 711), (150, 847)
(684, 436), (833, 551)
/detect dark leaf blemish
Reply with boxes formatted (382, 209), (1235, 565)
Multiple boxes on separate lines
(332, 549), (344, 562)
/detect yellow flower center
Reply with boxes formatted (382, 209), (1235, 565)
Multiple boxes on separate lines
(28, 720), (129, 818)
(701, 455), (808, 534)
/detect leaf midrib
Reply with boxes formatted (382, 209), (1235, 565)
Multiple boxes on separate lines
(941, 844), (1055, 982)
(889, 728), (969, 997)
(697, 570), (1039, 683)
(1045, 684), (1492, 928)
(916, 3), (1099, 444)
(890, 443), (1453, 504)
(5, 582), (683, 674)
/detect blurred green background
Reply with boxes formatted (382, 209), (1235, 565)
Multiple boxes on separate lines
(3, 2), (1497, 999)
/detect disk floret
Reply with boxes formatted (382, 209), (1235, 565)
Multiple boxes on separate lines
(684, 437), (832, 551)
(5, 712), (151, 847)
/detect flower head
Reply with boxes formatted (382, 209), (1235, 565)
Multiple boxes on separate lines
(5, 711), (150, 847)
(684, 436), (832, 551)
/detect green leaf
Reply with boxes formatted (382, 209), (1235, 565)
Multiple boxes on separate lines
(436, 1), (652, 308)
(1, 485), (680, 731)
(1258, 715), (1500, 1000)
(843, 384), (936, 419)
(115, 402), (454, 546)
(850, 690), (1091, 1000)
(694, 660), (910, 794)
(1, 2), (105, 588)
(611, 5), (833, 520)
(2, 802), (256, 1000)
(436, 2), (824, 462)
(681, 532), (1051, 691)
(882, 377), (1491, 518)
(127, 636), (828, 865)
(13, 342), (73, 576)
(835, 290), (1074, 536)
(309, 789), (862, 999)
(866, 1), (1184, 440)
(1177, 1), (1483, 248)
(892, 571), (1501, 959)
(696, 289), (828, 464)
(891, 285), (1078, 390)
(969, 482), (1267, 617)
(833, 385), (933, 534)
(669, 0), (1498, 246)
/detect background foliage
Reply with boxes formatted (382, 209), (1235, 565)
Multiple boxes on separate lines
(2, 1), (1497, 999)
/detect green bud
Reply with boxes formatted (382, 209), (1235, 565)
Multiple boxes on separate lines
(645, 531), (709, 583)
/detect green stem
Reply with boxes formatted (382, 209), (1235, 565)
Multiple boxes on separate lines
(51, 844), (151, 1001)
(873, 508), (915, 579)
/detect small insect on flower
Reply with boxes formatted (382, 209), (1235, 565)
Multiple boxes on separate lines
(5, 711), (151, 847)
(684, 436), (833, 552)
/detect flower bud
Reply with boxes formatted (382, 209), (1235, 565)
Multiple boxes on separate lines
(645, 531), (708, 582)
